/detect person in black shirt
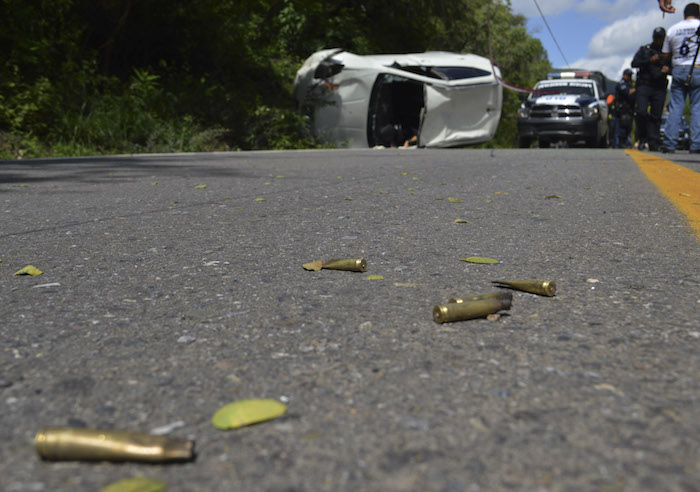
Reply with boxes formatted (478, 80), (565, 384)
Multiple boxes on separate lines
(632, 27), (670, 151)
(614, 69), (636, 148)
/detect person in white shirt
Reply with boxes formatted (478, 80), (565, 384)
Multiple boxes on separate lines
(662, 2), (700, 152)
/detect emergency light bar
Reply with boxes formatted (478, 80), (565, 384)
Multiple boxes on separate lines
(547, 71), (593, 80)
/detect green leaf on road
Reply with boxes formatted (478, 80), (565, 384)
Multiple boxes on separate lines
(194, 184), (207, 189)
(459, 257), (499, 264)
(453, 219), (469, 223)
(14, 265), (43, 275)
(212, 399), (287, 430)
(100, 477), (167, 492)
(364, 275), (384, 280)
(546, 195), (563, 199)
(447, 197), (463, 203)
(255, 198), (266, 202)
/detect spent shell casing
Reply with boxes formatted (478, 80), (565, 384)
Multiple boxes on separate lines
(322, 258), (367, 272)
(492, 280), (556, 297)
(35, 427), (194, 463)
(448, 291), (513, 304)
(433, 296), (512, 324)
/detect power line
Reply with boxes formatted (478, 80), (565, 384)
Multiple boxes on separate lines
(532, 0), (570, 67)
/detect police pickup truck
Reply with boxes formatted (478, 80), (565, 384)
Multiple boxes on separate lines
(517, 71), (609, 148)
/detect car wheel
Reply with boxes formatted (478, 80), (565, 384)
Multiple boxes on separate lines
(598, 132), (607, 148)
(586, 134), (601, 148)
(538, 139), (550, 148)
(518, 137), (531, 148)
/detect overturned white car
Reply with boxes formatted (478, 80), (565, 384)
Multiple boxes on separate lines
(293, 49), (503, 148)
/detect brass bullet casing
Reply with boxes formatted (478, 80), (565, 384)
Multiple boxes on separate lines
(35, 427), (194, 463)
(322, 258), (367, 272)
(448, 291), (513, 304)
(492, 280), (556, 297)
(433, 296), (512, 324)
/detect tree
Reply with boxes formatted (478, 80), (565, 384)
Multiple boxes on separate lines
(0, 0), (551, 157)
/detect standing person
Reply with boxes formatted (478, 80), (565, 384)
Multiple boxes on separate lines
(662, 3), (700, 153)
(606, 93), (617, 148)
(632, 27), (670, 151)
(614, 69), (636, 148)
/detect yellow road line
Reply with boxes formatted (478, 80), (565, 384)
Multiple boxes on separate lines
(626, 149), (700, 241)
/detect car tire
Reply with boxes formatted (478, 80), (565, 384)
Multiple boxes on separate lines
(586, 133), (602, 148)
(538, 138), (550, 148)
(598, 132), (607, 148)
(518, 137), (532, 148)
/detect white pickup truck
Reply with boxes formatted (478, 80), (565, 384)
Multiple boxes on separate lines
(516, 72), (609, 148)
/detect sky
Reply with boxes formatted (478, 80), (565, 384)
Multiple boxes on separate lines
(509, 0), (689, 80)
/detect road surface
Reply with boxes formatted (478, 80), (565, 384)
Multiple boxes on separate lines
(1, 148), (699, 491)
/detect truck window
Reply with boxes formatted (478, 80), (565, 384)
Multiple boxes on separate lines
(532, 83), (594, 98)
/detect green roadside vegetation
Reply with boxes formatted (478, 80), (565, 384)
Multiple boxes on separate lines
(0, 0), (551, 159)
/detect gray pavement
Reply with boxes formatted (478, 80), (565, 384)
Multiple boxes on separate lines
(1, 148), (699, 492)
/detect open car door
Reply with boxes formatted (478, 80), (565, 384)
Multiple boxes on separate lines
(419, 81), (502, 148)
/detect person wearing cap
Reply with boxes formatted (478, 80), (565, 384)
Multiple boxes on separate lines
(614, 69), (636, 148)
(662, 3), (700, 153)
(632, 27), (670, 151)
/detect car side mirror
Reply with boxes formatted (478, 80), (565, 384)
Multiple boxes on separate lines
(518, 92), (528, 102)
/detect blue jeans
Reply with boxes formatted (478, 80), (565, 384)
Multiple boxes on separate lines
(665, 64), (700, 151)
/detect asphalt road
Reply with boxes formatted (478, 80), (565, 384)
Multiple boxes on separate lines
(1, 148), (699, 492)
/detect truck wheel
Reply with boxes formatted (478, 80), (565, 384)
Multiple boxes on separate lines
(586, 134), (601, 148)
(518, 137), (532, 148)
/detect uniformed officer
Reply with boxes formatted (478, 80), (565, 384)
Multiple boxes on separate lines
(632, 27), (670, 151)
(614, 69), (636, 148)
